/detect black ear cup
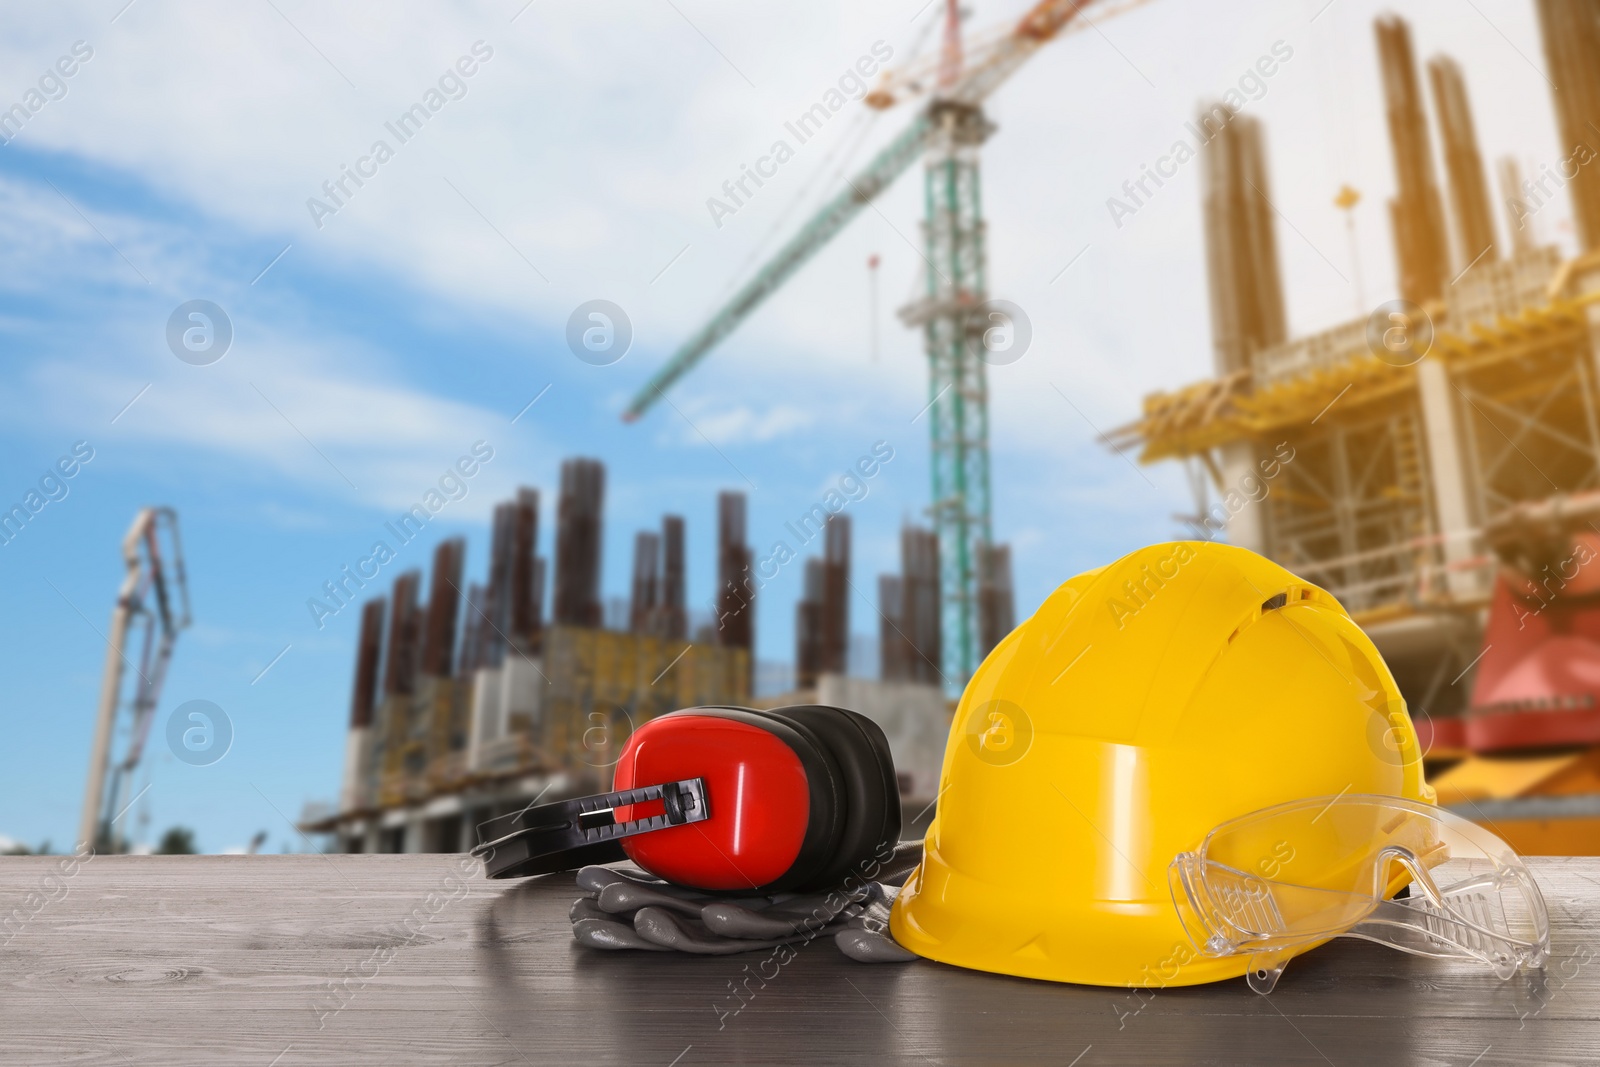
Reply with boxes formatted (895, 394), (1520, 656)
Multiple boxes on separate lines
(757, 705), (901, 890)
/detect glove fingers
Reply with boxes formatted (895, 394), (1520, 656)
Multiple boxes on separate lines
(633, 906), (834, 955)
(701, 888), (861, 938)
(761, 881), (880, 922)
(570, 865), (923, 959)
(573, 917), (674, 952)
(575, 866), (639, 894)
(700, 901), (807, 939)
(835, 926), (917, 963)
(833, 883), (914, 962)
(598, 880), (708, 917)
(769, 883), (873, 916)
(570, 897), (612, 923)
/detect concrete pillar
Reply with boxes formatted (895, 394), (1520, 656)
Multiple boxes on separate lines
(339, 726), (370, 814)
(402, 814), (425, 854)
(1577, 259), (1600, 386)
(378, 810), (411, 853)
(500, 656), (544, 735)
(340, 820), (373, 855)
(1220, 441), (1266, 554)
(1415, 357), (1482, 598)
(466, 667), (502, 771)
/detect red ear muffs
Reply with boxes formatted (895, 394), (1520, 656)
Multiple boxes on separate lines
(472, 705), (901, 893)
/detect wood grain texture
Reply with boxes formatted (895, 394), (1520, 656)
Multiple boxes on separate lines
(2, 854), (1598, 1066)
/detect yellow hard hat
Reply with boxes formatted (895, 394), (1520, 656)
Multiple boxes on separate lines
(890, 541), (1436, 988)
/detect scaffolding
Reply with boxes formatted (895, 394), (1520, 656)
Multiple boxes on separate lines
(1113, 249), (1600, 728)
(1117, 7), (1600, 852)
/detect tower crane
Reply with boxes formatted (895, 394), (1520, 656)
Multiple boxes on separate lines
(78, 507), (191, 851)
(623, 0), (1147, 685)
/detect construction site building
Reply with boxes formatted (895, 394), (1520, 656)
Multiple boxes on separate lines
(976, 541), (1016, 657)
(714, 491), (754, 651)
(1500, 156), (1538, 257)
(1429, 54), (1499, 270)
(795, 514), (851, 688)
(1200, 106), (1287, 377)
(882, 524), (944, 686)
(659, 516), (687, 640)
(628, 515), (688, 640)
(1377, 14), (1453, 304)
(629, 530), (661, 634)
(878, 575), (906, 680)
(1116, 10), (1600, 853)
(308, 467), (753, 854)
(552, 458), (604, 628)
(1533, 0), (1600, 253)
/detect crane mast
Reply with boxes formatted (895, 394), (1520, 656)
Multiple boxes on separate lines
(906, 99), (995, 681)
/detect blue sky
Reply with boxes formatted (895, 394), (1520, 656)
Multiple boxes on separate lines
(0, 0), (1574, 852)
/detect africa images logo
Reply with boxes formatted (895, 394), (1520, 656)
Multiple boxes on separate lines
(966, 699), (1033, 766)
(165, 700), (233, 767)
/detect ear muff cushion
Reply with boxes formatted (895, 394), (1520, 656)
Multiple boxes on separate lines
(663, 706), (847, 894)
(823, 706), (901, 882)
(767, 705), (901, 890)
(841, 706), (902, 849)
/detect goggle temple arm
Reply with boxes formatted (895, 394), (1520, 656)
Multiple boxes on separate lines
(1246, 950), (1293, 995)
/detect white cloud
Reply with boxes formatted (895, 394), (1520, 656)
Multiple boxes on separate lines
(677, 401), (817, 446)
(0, 173), (157, 293)
(0, 159), (551, 515)
(0, 0), (1573, 514)
(124, 365), (523, 514)
(11, 311), (535, 518)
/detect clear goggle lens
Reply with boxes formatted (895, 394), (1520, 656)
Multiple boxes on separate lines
(1169, 794), (1549, 993)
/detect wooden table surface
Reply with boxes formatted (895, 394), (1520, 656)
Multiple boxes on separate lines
(2, 853), (1598, 1066)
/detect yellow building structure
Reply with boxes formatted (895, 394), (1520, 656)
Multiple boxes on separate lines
(1114, 248), (1600, 851)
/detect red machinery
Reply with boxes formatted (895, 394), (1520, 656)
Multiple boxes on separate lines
(1428, 492), (1600, 854)
(1467, 492), (1600, 752)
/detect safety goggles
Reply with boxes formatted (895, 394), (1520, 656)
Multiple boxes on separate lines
(1169, 794), (1549, 994)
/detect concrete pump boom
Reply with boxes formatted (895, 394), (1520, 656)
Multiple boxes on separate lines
(78, 507), (192, 851)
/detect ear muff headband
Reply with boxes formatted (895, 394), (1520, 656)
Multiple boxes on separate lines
(472, 704), (898, 894)
(472, 778), (710, 879)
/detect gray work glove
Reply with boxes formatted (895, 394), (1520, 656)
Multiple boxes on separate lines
(569, 843), (920, 963)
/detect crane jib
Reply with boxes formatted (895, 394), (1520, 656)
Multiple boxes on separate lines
(621, 112), (933, 421)
(619, 0), (1128, 421)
